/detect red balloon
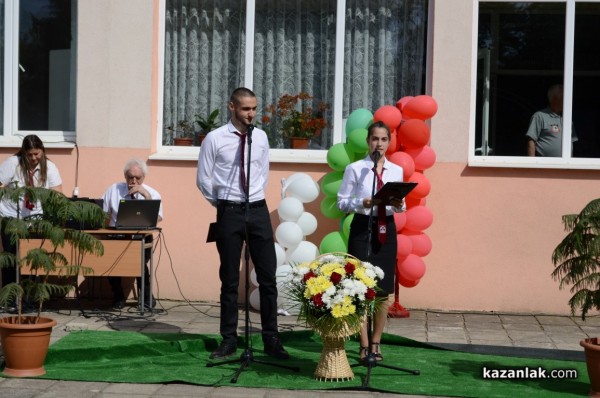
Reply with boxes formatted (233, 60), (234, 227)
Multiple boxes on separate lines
(402, 95), (438, 120)
(398, 273), (420, 288)
(407, 171), (431, 199)
(393, 211), (407, 232)
(396, 96), (414, 113)
(398, 119), (431, 148)
(404, 205), (433, 232)
(397, 254), (426, 281)
(386, 131), (399, 156)
(405, 145), (436, 170)
(405, 196), (426, 208)
(403, 230), (432, 257)
(396, 233), (413, 259)
(374, 105), (402, 130)
(388, 151), (415, 180)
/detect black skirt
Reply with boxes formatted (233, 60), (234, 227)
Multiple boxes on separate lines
(347, 213), (397, 295)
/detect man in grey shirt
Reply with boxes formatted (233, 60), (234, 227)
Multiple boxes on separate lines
(526, 84), (577, 157)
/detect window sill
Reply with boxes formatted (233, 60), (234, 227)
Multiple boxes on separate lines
(469, 155), (600, 170)
(150, 146), (328, 163)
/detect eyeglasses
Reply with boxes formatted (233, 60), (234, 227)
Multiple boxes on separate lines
(126, 174), (144, 181)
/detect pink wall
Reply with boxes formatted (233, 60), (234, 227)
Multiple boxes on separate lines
(4, 146), (594, 315)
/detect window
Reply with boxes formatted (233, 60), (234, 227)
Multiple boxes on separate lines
(471, 1), (600, 168)
(159, 0), (428, 158)
(1, 0), (76, 142)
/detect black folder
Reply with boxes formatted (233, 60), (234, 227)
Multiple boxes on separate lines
(374, 182), (418, 206)
(206, 222), (217, 242)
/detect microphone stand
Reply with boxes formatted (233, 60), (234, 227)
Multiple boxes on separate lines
(351, 151), (419, 388)
(207, 123), (299, 383)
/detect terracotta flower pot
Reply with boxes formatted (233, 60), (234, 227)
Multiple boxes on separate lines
(581, 337), (600, 397)
(0, 316), (57, 377)
(290, 137), (310, 149)
(173, 137), (193, 146)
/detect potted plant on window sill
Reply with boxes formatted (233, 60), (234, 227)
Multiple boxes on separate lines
(172, 120), (195, 146)
(552, 198), (600, 396)
(0, 186), (105, 377)
(194, 109), (220, 146)
(261, 92), (329, 149)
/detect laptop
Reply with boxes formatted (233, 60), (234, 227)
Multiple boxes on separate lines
(112, 199), (161, 230)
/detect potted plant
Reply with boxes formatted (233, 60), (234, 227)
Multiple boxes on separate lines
(0, 186), (105, 377)
(552, 198), (600, 395)
(261, 92), (330, 149)
(172, 120), (195, 146)
(194, 109), (220, 146)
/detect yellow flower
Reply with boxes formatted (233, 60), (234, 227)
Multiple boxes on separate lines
(331, 296), (356, 318)
(304, 275), (332, 298)
(353, 268), (377, 288)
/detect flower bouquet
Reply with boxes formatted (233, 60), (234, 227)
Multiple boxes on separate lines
(285, 253), (384, 381)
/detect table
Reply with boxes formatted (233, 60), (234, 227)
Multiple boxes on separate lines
(18, 229), (156, 313)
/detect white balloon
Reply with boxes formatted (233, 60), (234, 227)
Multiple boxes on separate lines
(277, 197), (304, 222)
(275, 222), (303, 248)
(282, 172), (312, 189)
(286, 241), (320, 264)
(275, 263), (293, 284)
(274, 242), (286, 267)
(285, 175), (320, 203)
(250, 268), (258, 286)
(296, 212), (318, 236)
(249, 288), (260, 310)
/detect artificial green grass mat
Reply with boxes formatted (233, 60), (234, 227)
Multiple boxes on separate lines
(34, 330), (589, 397)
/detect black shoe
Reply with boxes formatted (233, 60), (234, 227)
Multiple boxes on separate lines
(112, 299), (125, 310)
(210, 342), (237, 360)
(263, 335), (289, 360)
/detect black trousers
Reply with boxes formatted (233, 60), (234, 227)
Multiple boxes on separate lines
(215, 200), (278, 345)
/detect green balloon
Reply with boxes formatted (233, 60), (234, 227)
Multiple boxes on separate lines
(327, 143), (355, 171)
(347, 128), (369, 153)
(320, 196), (344, 219)
(342, 213), (355, 238)
(319, 231), (348, 254)
(345, 108), (373, 135)
(321, 171), (344, 198)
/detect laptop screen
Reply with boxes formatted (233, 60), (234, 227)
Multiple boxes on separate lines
(113, 199), (161, 230)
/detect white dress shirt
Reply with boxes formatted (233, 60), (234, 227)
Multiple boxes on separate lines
(337, 155), (406, 216)
(196, 121), (270, 205)
(0, 155), (62, 218)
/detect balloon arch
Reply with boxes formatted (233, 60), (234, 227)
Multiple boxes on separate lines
(250, 95), (437, 316)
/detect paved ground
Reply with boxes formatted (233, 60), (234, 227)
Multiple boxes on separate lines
(0, 299), (597, 397)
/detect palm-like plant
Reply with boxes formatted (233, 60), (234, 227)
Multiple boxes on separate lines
(552, 198), (600, 320)
(0, 185), (105, 323)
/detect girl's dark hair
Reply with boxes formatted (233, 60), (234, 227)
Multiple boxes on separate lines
(16, 135), (48, 186)
(367, 120), (391, 139)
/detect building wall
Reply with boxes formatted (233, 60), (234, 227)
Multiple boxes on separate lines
(21, 0), (596, 315)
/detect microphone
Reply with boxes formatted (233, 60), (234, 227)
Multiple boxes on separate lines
(372, 150), (381, 163)
(246, 123), (254, 136)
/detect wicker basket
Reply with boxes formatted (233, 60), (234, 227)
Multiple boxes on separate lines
(313, 329), (357, 381)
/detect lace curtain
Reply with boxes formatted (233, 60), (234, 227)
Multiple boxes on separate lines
(163, 0), (427, 147)
(163, 0), (245, 144)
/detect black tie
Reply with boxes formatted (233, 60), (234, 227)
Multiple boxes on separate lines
(233, 131), (247, 193)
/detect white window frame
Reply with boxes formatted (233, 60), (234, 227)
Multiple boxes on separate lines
(469, 0), (600, 169)
(0, 0), (76, 147)
(153, 0), (433, 163)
